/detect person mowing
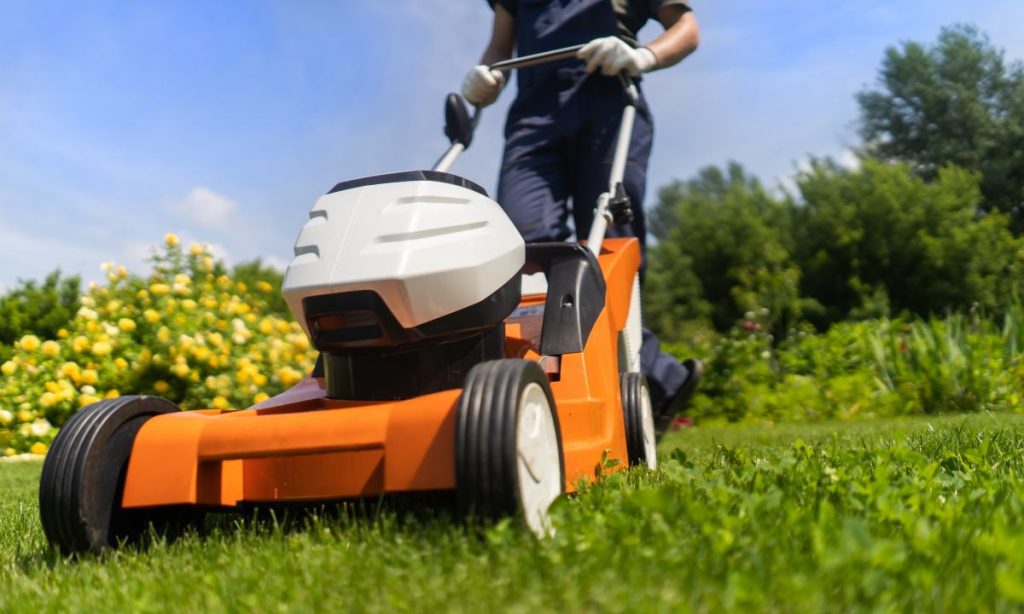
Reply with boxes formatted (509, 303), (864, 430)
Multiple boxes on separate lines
(461, 0), (703, 439)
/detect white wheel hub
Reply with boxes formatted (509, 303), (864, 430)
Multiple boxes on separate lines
(639, 382), (657, 469)
(515, 382), (561, 537)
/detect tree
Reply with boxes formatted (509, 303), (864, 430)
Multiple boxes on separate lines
(793, 159), (1024, 326)
(646, 163), (804, 339)
(0, 271), (81, 357)
(857, 24), (1024, 231)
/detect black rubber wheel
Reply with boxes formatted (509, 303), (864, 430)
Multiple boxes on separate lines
(455, 359), (565, 536)
(621, 372), (657, 469)
(39, 395), (179, 555)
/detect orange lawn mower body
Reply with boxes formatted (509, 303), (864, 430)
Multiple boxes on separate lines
(119, 237), (642, 508)
(39, 46), (659, 554)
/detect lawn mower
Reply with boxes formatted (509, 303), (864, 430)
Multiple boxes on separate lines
(38, 45), (657, 554)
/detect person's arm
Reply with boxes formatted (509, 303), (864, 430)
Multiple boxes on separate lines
(644, 5), (700, 70)
(462, 4), (516, 107)
(577, 5), (698, 77)
(480, 4), (516, 65)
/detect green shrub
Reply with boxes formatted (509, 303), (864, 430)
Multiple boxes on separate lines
(0, 235), (317, 455)
(668, 307), (1024, 424)
(0, 271), (81, 360)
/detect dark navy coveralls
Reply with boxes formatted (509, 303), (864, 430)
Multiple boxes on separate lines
(495, 0), (688, 411)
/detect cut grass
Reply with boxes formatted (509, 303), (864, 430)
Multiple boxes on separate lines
(2, 414), (1024, 612)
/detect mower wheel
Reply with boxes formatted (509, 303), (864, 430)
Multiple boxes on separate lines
(39, 395), (179, 555)
(456, 359), (564, 537)
(621, 372), (657, 469)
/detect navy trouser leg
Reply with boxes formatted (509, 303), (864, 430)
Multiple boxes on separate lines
(497, 116), (571, 243)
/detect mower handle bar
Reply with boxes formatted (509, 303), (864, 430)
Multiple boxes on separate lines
(487, 44), (587, 72)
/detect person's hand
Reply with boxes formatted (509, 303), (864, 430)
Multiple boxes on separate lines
(577, 36), (657, 76)
(461, 65), (506, 107)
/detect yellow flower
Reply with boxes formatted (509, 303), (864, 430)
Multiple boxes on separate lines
(157, 327), (171, 343)
(30, 442), (48, 455)
(114, 357), (129, 370)
(61, 362), (81, 381)
(277, 366), (304, 387)
(79, 394), (101, 408)
(190, 243), (204, 256)
(72, 336), (90, 354)
(18, 335), (41, 352)
(212, 395), (230, 410)
(144, 309), (161, 323)
(154, 380), (171, 394)
(1, 361), (16, 376)
(165, 232), (180, 248)
(150, 283), (171, 296)
(117, 265), (128, 279)
(236, 282), (248, 293)
(182, 299), (197, 311)
(57, 328), (69, 339)
(39, 392), (59, 408)
(118, 318), (137, 332)
(137, 289), (150, 300)
(170, 362), (191, 378)
(3, 448), (15, 457)
(40, 340), (61, 357)
(91, 341), (112, 357)
(253, 392), (270, 404)
(105, 389), (120, 399)
(81, 369), (98, 385)
(257, 281), (273, 293)
(17, 410), (33, 423)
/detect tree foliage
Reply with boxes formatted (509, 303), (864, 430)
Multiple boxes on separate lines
(0, 271), (81, 358)
(647, 160), (1024, 337)
(857, 24), (1024, 230)
(794, 159), (1023, 326)
(646, 163), (805, 339)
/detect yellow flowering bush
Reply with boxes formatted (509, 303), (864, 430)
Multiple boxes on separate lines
(0, 236), (317, 455)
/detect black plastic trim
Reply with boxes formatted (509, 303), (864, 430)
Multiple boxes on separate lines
(323, 325), (506, 401)
(328, 170), (488, 197)
(302, 274), (521, 354)
(523, 243), (606, 356)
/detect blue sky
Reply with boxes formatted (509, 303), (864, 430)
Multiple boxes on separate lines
(2, 1), (1023, 290)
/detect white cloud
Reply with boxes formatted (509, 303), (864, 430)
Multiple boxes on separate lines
(839, 149), (862, 170)
(167, 187), (238, 230)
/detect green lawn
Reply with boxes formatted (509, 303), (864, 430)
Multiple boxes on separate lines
(3, 413), (1024, 612)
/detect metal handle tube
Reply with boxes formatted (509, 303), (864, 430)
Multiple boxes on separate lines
(432, 142), (465, 173)
(489, 44), (587, 71)
(587, 81), (639, 255)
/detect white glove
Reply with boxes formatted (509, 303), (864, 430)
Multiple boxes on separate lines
(461, 65), (506, 107)
(576, 36), (657, 76)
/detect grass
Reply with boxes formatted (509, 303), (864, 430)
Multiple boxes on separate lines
(2, 413), (1024, 612)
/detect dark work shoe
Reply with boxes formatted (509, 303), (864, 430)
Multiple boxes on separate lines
(654, 358), (703, 441)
